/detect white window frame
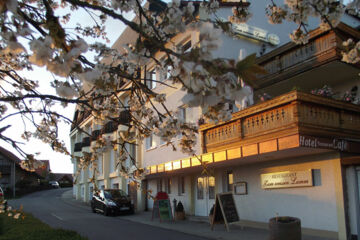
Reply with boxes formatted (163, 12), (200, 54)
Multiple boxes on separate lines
(178, 176), (185, 196)
(157, 178), (163, 193)
(146, 134), (156, 150)
(147, 69), (157, 89)
(165, 178), (171, 194)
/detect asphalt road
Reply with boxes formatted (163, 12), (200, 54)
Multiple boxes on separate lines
(8, 188), (209, 240)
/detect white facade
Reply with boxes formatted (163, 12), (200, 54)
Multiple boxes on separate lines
(69, 1), (360, 239)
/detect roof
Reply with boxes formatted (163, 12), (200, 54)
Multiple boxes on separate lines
(0, 146), (21, 165)
(0, 146), (44, 178)
(52, 173), (73, 182)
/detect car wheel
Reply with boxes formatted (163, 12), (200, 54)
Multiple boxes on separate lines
(103, 206), (109, 216)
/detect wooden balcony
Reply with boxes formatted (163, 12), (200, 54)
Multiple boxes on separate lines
(200, 90), (360, 153)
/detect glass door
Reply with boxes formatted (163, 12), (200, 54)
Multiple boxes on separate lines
(194, 176), (215, 216)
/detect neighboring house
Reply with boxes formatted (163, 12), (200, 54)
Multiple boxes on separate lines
(71, 1), (360, 239)
(70, 18), (141, 207)
(0, 146), (42, 194)
(51, 173), (73, 187)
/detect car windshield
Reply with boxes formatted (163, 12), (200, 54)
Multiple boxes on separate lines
(104, 190), (127, 199)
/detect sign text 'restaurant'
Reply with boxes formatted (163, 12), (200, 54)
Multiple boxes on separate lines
(261, 170), (313, 189)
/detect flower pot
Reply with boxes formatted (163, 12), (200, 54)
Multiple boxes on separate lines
(175, 211), (185, 220)
(269, 216), (301, 240)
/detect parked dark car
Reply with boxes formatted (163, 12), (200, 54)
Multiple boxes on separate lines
(91, 189), (134, 216)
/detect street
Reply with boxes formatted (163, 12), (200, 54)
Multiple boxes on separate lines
(8, 189), (209, 240)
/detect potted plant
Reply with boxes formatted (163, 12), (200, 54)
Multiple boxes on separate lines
(175, 201), (185, 220)
(269, 215), (301, 240)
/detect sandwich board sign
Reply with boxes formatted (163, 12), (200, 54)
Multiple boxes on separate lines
(152, 192), (173, 222)
(210, 192), (239, 232)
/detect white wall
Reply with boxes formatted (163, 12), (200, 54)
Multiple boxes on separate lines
(143, 87), (202, 167)
(110, 177), (121, 189)
(216, 154), (339, 231)
(346, 166), (359, 236)
(147, 176), (192, 214)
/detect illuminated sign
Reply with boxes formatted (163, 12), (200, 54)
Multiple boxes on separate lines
(232, 23), (280, 46)
(261, 170), (313, 189)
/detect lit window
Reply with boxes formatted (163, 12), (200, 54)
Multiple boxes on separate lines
(209, 176), (215, 199)
(197, 177), (204, 199)
(227, 171), (234, 192)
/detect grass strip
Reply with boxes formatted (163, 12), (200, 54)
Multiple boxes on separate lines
(0, 213), (88, 240)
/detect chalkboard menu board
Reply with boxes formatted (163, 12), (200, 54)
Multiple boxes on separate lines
(219, 193), (239, 223)
(210, 192), (239, 232)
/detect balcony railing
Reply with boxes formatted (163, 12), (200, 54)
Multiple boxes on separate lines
(119, 110), (130, 125)
(91, 130), (101, 142)
(102, 121), (118, 134)
(82, 137), (91, 148)
(74, 142), (82, 152)
(200, 90), (360, 153)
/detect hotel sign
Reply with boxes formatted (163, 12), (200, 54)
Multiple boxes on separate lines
(219, 18), (280, 45)
(261, 170), (313, 189)
(299, 135), (360, 153)
(232, 23), (280, 46)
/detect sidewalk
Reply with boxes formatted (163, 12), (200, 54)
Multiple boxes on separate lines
(62, 190), (334, 240)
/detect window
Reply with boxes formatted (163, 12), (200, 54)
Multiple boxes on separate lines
(146, 134), (156, 150)
(197, 177), (204, 199)
(178, 176), (185, 195)
(209, 176), (215, 199)
(146, 70), (157, 89)
(112, 183), (119, 189)
(227, 171), (234, 192)
(165, 178), (171, 194)
(129, 143), (136, 164)
(98, 154), (103, 176)
(182, 40), (192, 53)
(89, 186), (94, 200)
(179, 107), (186, 122)
(160, 58), (172, 81)
(110, 149), (115, 173)
(227, 101), (239, 113)
(179, 107), (195, 123)
(166, 65), (172, 80)
(157, 179), (163, 192)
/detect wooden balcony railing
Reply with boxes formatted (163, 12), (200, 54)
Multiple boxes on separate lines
(200, 91), (360, 153)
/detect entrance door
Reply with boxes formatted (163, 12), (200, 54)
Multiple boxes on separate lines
(194, 176), (215, 216)
(128, 182), (138, 211)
